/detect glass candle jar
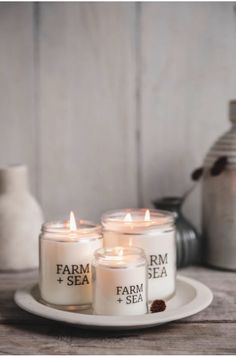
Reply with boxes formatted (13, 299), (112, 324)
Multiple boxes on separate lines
(39, 218), (102, 310)
(92, 246), (148, 316)
(102, 209), (176, 302)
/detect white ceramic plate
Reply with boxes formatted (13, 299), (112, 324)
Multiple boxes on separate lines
(14, 275), (213, 330)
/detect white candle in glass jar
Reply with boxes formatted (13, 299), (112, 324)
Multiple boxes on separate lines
(39, 212), (103, 310)
(102, 209), (176, 302)
(92, 246), (148, 316)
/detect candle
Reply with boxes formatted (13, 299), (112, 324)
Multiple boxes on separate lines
(39, 212), (103, 310)
(92, 246), (148, 315)
(102, 209), (176, 302)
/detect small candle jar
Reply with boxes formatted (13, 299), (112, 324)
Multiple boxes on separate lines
(92, 246), (148, 316)
(102, 209), (176, 302)
(39, 215), (102, 310)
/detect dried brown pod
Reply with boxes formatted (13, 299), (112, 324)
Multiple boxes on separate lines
(210, 156), (228, 176)
(150, 299), (166, 313)
(191, 167), (204, 181)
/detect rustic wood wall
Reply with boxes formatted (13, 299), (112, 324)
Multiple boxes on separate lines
(0, 3), (236, 229)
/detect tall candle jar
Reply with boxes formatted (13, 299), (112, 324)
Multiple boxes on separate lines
(102, 209), (176, 302)
(92, 246), (148, 316)
(39, 217), (102, 310)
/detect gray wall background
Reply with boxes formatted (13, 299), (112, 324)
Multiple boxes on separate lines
(0, 2), (236, 228)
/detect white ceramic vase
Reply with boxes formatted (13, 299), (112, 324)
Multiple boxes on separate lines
(0, 165), (43, 270)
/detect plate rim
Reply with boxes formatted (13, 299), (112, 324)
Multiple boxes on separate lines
(14, 275), (213, 330)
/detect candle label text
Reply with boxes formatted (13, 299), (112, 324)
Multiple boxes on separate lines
(116, 284), (144, 305)
(56, 264), (90, 286)
(148, 253), (168, 279)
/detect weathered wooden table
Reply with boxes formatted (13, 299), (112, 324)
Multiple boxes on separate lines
(0, 266), (235, 354)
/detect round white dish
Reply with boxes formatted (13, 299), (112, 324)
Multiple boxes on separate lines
(14, 275), (213, 330)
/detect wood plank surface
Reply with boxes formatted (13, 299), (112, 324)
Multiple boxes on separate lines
(0, 323), (235, 354)
(1, 3), (236, 229)
(0, 267), (235, 354)
(38, 3), (137, 222)
(140, 3), (236, 230)
(0, 3), (38, 195)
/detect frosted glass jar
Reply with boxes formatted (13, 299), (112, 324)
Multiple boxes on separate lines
(92, 246), (148, 316)
(102, 209), (176, 301)
(39, 220), (102, 310)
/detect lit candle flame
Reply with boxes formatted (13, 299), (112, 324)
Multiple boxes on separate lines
(69, 211), (77, 232)
(124, 212), (132, 222)
(144, 209), (151, 222)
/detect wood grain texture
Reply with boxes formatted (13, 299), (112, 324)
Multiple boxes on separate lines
(0, 3), (38, 195)
(37, 3), (137, 222)
(0, 323), (236, 355)
(180, 267), (236, 322)
(140, 3), (236, 230)
(1, 3), (236, 229)
(0, 267), (236, 354)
